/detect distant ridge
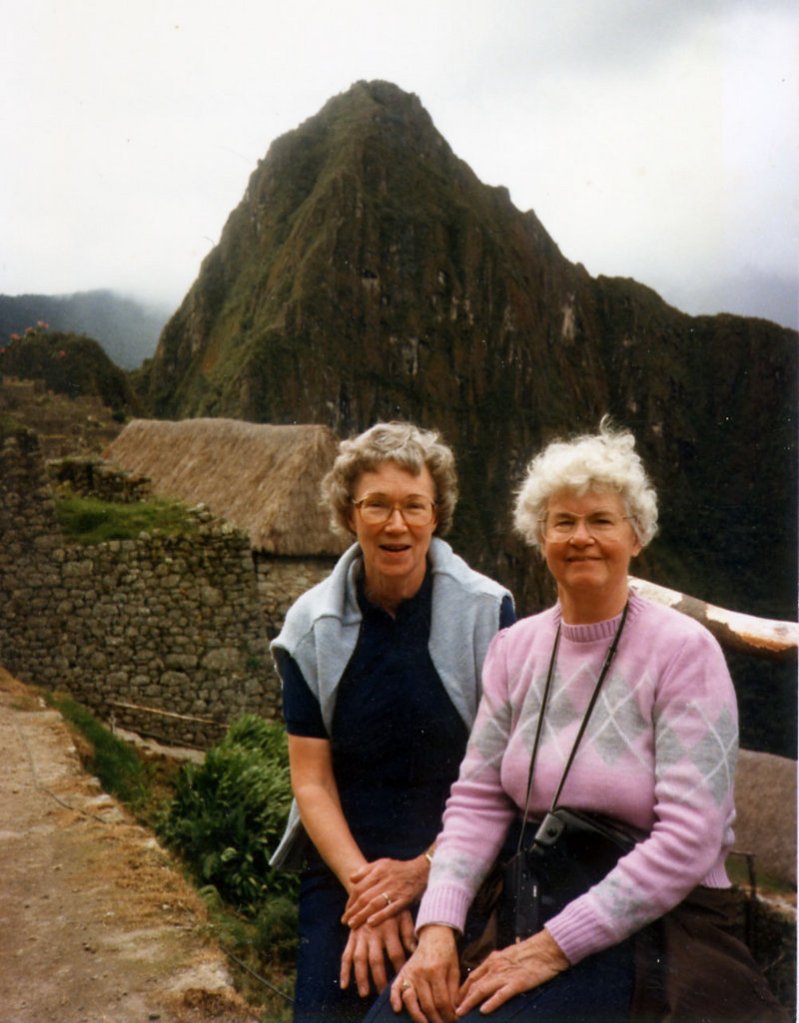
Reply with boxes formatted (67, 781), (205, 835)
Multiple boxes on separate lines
(0, 289), (170, 370)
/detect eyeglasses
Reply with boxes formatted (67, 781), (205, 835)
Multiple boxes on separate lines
(539, 513), (635, 543)
(352, 494), (437, 526)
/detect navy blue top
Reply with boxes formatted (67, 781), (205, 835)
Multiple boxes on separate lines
(282, 567), (514, 864)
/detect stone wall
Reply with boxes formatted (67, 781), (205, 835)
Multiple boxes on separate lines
(47, 455), (152, 503)
(255, 554), (337, 640)
(0, 428), (330, 747)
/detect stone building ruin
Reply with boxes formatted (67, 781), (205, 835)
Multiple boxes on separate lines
(0, 419), (346, 746)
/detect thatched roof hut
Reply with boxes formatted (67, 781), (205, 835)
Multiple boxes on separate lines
(105, 418), (348, 556)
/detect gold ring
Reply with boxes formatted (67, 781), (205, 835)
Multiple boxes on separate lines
(400, 980), (413, 993)
(382, 892), (392, 906)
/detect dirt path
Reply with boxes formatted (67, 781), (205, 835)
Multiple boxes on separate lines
(0, 668), (258, 1023)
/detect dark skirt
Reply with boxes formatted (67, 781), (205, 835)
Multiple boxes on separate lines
(364, 885), (789, 1023)
(631, 886), (790, 1022)
(293, 866), (378, 1023)
(364, 938), (635, 1022)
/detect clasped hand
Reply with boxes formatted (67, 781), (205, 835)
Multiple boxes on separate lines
(339, 855), (430, 997)
(342, 855), (430, 929)
(390, 925), (569, 1023)
(340, 910), (417, 996)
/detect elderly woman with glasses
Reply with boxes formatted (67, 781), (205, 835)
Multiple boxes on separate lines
(374, 419), (786, 1023)
(270, 421), (515, 1023)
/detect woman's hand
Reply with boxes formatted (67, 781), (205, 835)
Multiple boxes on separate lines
(455, 929), (569, 1016)
(342, 855), (430, 928)
(389, 925), (461, 1023)
(340, 909), (417, 997)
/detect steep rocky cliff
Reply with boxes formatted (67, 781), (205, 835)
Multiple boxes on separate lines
(141, 81), (797, 749)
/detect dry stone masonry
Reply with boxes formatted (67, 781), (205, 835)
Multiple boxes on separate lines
(0, 428), (331, 746)
(254, 555), (334, 640)
(47, 454), (152, 503)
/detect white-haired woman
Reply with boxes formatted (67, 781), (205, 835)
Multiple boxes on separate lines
(271, 422), (515, 1023)
(373, 419), (786, 1023)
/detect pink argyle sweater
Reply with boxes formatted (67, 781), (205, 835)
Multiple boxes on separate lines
(416, 590), (738, 965)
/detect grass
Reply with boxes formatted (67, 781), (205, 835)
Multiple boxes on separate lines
(54, 494), (198, 545)
(199, 886), (296, 1021)
(43, 690), (155, 809)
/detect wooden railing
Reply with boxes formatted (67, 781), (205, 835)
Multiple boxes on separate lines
(629, 577), (798, 661)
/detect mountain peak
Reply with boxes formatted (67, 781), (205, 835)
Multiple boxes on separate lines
(145, 79), (564, 420)
(317, 79), (429, 126)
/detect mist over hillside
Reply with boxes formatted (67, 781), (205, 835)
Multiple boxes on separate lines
(0, 290), (170, 370)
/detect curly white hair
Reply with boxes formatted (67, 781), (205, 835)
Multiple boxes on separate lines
(514, 417), (659, 549)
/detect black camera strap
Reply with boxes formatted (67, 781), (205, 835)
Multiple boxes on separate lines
(516, 600), (629, 855)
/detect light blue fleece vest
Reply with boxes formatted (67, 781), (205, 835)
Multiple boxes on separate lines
(270, 537), (513, 868)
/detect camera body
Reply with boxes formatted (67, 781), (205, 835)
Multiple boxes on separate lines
(499, 808), (638, 943)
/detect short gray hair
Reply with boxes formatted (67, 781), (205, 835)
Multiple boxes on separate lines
(323, 421), (459, 538)
(514, 417), (658, 549)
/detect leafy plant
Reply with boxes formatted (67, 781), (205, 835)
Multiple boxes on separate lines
(252, 895), (299, 963)
(159, 715), (297, 913)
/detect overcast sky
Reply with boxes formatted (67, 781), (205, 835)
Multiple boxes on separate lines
(2, 0), (797, 329)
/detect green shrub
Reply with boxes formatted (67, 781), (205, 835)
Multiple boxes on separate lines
(252, 895), (299, 962)
(224, 713), (289, 760)
(0, 329), (137, 411)
(159, 715), (297, 912)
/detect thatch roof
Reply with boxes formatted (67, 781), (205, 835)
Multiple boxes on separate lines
(104, 418), (348, 556)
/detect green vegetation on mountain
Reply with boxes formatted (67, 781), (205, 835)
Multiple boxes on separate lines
(0, 326), (139, 416)
(0, 411), (26, 440)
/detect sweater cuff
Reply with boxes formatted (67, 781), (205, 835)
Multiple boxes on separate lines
(548, 869), (734, 964)
(415, 883), (473, 934)
(544, 897), (616, 965)
(702, 864), (732, 889)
